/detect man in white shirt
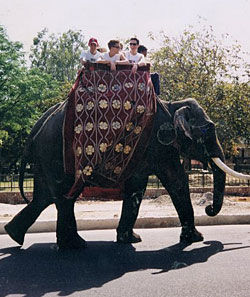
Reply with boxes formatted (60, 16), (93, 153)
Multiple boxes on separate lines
(99, 40), (127, 71)
(125, 38), (145, 73)
(80, 37), (101, 65)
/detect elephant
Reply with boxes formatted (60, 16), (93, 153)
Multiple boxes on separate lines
(5, 97), (242, 249)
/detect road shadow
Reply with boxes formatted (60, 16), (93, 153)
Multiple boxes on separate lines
(0, 240), (249, 297)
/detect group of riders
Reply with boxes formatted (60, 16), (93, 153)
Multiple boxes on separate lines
(79, 37), (160, 95)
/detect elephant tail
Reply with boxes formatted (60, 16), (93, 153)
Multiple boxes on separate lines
(19, 102), (66, 204)
(19, 139), (32, 204)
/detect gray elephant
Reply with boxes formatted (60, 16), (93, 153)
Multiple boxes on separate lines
(5, 98), (229, 249)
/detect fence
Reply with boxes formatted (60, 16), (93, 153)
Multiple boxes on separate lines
(0, 171), (249, 192)
(0, 174), (34, 192)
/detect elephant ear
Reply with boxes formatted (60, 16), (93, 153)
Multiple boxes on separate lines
(157, 122), (177, 145)
(173, 106), (192, 140)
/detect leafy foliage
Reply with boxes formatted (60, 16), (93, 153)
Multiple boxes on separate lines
(29, 28), (87, 82)
(150, 26), (250, 157)
(0, 26), (62, 172)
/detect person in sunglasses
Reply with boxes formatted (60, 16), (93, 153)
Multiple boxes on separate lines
(125, 38), (145, 73)
(99, 40), (127, 71)
(80, 37), (101, 65)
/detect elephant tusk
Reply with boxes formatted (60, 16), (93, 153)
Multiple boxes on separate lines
(212, 158), (250, 180)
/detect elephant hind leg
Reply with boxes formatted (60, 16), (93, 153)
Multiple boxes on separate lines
(4, 199), (51, 245)
(5, 171), (52, 245)
(55, 196), (87, 250)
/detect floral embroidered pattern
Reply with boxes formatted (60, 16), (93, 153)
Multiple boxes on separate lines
(76, 104), (84, 113)
(68, 69), (156, 193)
(125, 82), (133, 88)
(83, 165), (93, 176)
(98, 84), (107, 93)
(99, 142), (108, 152)
(76, 169), (82, 178)
(136, 105), (145, 114)
(105, 162), (114, 170)
(123, 145), (131, 154)
(99, 121), (108, 130)
(138, 82), (145, 91)
(87, 86), (94, 93)
(85, 122), (94, 131)
(85, 145), (94, 155)
(74, 124), (83, 134)
(99, 99), (108, 109)
(126, 122), (134, 131)
(78, 87), (85, 93)
(112, 84), (121, 92)
(115, 143), (123, 152)
(124, 101), (132, 110)
(134, 126), (142, 134)
(86, 101), (94, 110)
(114, 166), (122, 174)
(112, 121), (121, 130)
(76, 146), (82, 156)
(112, 100), (121, 109)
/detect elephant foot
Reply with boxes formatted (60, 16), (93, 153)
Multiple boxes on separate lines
(4, 223), (25, 246)
(57, 234), (87, 250)
(180, 226), (204, 243)
(117, 230), (142, 244)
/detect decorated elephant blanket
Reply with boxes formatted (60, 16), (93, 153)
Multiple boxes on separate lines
(64, 63), (156, 198)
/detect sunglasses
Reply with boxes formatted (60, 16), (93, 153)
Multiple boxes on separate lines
(130, 43), (137, 46)
(112, 45), (120, 49)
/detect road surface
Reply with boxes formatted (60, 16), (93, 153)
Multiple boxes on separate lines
(0, 225), (250, 297)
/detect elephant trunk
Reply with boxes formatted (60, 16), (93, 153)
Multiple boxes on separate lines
(205, 140), (226, 217)
(199, 123), (226, 217)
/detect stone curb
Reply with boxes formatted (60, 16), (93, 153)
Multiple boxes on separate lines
(1, 214), (250, 235)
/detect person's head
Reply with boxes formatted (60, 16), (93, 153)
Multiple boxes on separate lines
(88, 37), (99, 52)
(107, 40), (120, 52)
(138, 45), (148, 57)
(119, 43), (123, 52)
(129, 37), (139, 51)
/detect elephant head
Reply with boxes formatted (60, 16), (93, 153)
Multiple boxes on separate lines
(157, 98), (250, 217)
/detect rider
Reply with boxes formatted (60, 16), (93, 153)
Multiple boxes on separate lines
(124, 37), (145, 73)
(99, 40), (127, 71)
(138, 44), (160, 96)
(80, 37), (101, 65)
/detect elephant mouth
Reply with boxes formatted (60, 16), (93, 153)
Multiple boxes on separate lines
(212, 158), (250, 180)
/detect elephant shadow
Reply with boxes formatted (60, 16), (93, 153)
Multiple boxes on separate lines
(0, 240), (249, 297)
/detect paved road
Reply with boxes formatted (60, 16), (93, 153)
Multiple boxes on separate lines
(1, 225), (250, 297)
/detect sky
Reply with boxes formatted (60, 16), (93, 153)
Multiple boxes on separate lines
(1, 0), (250, 61)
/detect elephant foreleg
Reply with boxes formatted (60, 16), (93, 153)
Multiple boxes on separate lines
(55, 196), (87, 249)
(117, 174), (148, 244)
(156, 158), (203, 243)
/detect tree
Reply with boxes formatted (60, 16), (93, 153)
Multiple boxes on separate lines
(149, 26), (250, 157)
(0, 26), (62, 172)
(29, 28), (87, 82)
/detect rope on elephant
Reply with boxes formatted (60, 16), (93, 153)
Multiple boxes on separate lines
(63, 63), (157, 198)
